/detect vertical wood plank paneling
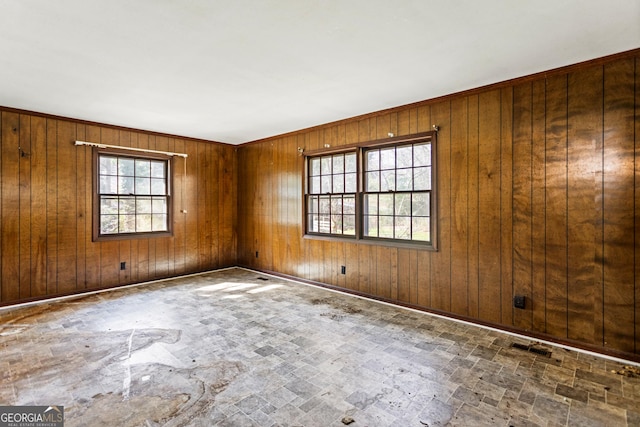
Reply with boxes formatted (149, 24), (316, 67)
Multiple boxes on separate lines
(636, 56), (640, 354)
(46, 119), (58, 294)
(450, 97), (469, 316)
(397, 248), (411, 303)
(477, 90), (502, 323)
(1, 112), (20, 301)
(416, 105), (432, 308)
(376, 246), (391, 299)
(56, 120), (77, 293)
(431, 101), (451, 312)
(566, 67), (603, 344)
(602, 59), (635, 353)
(84, 126), (101, 289)
(500, 87), (513, 326)
(467, 95), (480, 318)
(75, 124), (87, 289)
(531, 80), (547, 333)
(544, 75), (569, 338)
(183, 139), (199, 273)
(30, 116), (47, 297)
(512, 83), (533, 329)
(19, 115), (32, 299)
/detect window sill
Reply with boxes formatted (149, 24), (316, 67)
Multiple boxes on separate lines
(303, 233), (437, 251)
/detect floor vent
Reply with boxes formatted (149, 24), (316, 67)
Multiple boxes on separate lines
(256, 277), (269, 281)
(511, 343), (551, 357)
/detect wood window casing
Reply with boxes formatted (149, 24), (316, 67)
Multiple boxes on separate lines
(93, 148), (173, 241)
(304, 131), (437, 250)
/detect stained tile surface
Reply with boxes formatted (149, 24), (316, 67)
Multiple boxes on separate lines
(1, 268), (639, 426)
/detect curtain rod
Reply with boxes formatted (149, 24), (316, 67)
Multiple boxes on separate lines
(74, 140), (188, 158)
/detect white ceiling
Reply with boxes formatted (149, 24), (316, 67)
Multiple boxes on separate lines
(0, 1), (638, 145)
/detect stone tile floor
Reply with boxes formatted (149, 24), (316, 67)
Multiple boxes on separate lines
(1, 268), (639, 426)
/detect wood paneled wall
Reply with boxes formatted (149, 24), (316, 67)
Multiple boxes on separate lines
(237, 52), (640, 357)
(0, 111), (237, 304)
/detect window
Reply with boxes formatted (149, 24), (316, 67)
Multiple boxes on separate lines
(304, 132), (436, 248)
(306, 152), (357, 236)
(94, 150), (172, 240)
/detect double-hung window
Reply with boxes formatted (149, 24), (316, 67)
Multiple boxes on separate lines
(307, 152), (357, 236)
(304, 132), (436, 249)
(94, 150), (172, 240)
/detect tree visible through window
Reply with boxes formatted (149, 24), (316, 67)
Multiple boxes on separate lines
(304, 132), (435, 248)
(95, 151), (171, 239)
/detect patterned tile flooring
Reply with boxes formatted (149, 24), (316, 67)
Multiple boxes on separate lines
(1, 268), (639, 426)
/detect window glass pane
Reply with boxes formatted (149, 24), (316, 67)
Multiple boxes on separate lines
(151, 161), (165, 178)
(332, 155), (344, 174)
(118, 158), (135, 176)
(100, 156), (118, 175)
(308, 215), (319, 232)
(344, 215), (356, 235)
(364, 194), (378, 215)
(414, 166), (431, 190)
(310, 176), (321, 194)
(135, 159), (151, 177)
(379, 194), (394, 215)
(379, 216), (394, 238)
(100, 215), (119, 234)
(321, 175), (332, 193)
(345, 152), (357, 173)
(395, 193), (411, 216)
(380, 147), (395, 170)
(321, 156), (332, 174)
(100, 176), (117, 194)
(396, 145), (412, 168)
(344, 195), (355, 214)
(119, 197), (136, 214)
(331, 195), (343, 214)
(380, 170), (395, 191)
(364, 216), (378, 237)
(101, 197), (119, 214)
(412, 217), (430, 241)
(333, 175), (344, 193)
(135, 177), (151, 195)
(308, 196), (318, 214)
(331, 215), (342, 234)
(414, 143), (431, 167)
(366, 150), (379, 170)
(365, 171), (379, 192)
(396, 168), (412, 191)
(310, 158), (320, 176)
(137, 197), (152, 214)
(395, 216), (411, 240)
(119, 215), (136, 233)
(319, 196), (330, 214)
(152, 214), (168, 231)
(151, 178), (166, 195)
(136, 214), (152, 232)
(118, 176), (134, 194)
(319, 216), (330, 233)
(152, 197), (167, 214)
(345, 173), (356, 193)
(412, 193), (430, 216)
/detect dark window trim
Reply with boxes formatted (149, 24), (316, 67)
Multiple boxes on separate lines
(92, 147), (174, 242)
(303, 131), (437, 251)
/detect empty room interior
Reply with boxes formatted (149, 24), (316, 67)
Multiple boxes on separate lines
(1, 1), (640, 426)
